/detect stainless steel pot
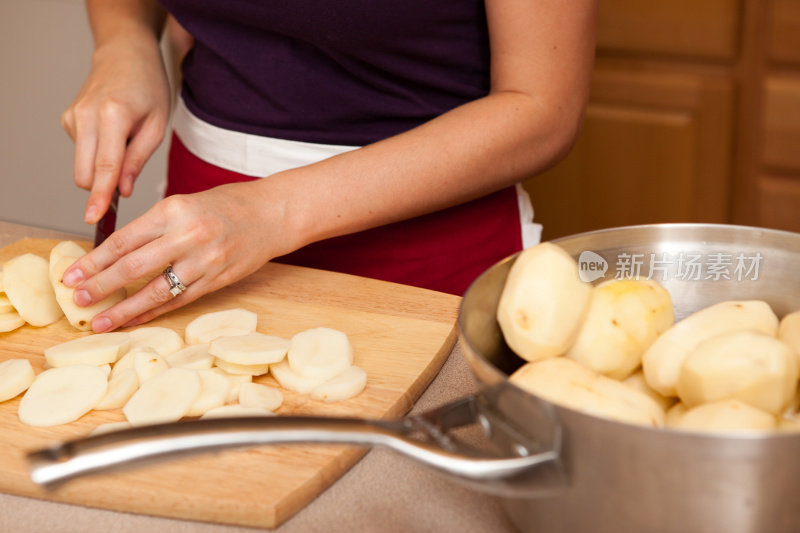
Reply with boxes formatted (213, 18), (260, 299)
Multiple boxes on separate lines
(27, 224), (800, 533)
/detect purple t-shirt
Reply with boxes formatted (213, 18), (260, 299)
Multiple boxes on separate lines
(158, 0), (490, 146)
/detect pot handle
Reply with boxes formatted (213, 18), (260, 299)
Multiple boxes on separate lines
(28, 393), (565, 497)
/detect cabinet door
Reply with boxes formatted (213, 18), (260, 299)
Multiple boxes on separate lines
(523, 66), (734, 240)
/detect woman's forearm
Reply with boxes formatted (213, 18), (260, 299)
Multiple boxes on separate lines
(86, 0), (166, 49)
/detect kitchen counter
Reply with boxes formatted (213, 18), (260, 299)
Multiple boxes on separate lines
(0, 221), (518, 533)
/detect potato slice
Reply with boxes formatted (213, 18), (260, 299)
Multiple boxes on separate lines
(200, 405), (275, 419)
(123, 368), (201, 426)
(3, 253), (63, 327)
(0, 267), (4, 292)
(238, 382), (283, 411)
(184, 308), (258, 344)
(0, 295), (14, 314)
(210, 368), (252, 403)
(133, 350), (169, 383)
(166, 344), (214, 370)
(509, 357), (665, 427)
(128, 326), (185, 356)
(44, 332), (131, 368)
(214, 358), (269, 376)
(642, 300), (779, 397)
(186, 369), (231, 417)
(18, 365), (108, 427)
(677, 330), (798, 415)
(497, 242), (592, 362)
(672, 399), (776, 433)
(270, 359), (327, 394)
(778, 310), (800, 365)
(567, 279), (674, 379)
(0, 359), (36, 402)
(95, 368), (139, 410)
(310, 366), (367, 403)
(287, 327), (354, 380)
(210, 333), (290, 366)
(89, 421), (133, 437)
(0, 311), (25, 333)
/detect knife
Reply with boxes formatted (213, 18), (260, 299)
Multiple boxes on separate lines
(93, 188), (120, 248)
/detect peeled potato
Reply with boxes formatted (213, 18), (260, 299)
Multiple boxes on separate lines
(310, 366), (367, 402)
(665, 402), (689, 427)
(497, 242), (592, 362)
(270, 359), (327, 394)
(623, 371), (675, 412)
(48, 240), (86, 277)
(0, 295), (13, 314)
(165, 344), (214, 370)
(671, 399), (777, 433)
(509, 357), (665, 427)
(778, 310), (800, 365)
(214, 358), (269, 377)
(184, 308), (258, 344)
(123, 368), (201, 426)
(209, 367), (252, 403)
(95, 368), (139, 410)
(0, 358), (36, 402)
(133, 350), (169, 383)
(3, 253), (63, 327)
(677, 330), (798, 415)
(18, 365), (108, 427)
(50, 256), (126, 331)
(642, 300), (779, 397)
(186, 369), (232, 417)
(238, 382), (283, 411)
(567, 279), (674, 379)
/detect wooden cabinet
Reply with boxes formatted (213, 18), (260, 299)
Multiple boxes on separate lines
(524, 0), (800, 239)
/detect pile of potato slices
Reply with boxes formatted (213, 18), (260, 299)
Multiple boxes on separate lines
(498, 242), (800, 434)
(0, 242), (367, 432)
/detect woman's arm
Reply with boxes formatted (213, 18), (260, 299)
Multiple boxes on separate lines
(62, 0), (170, 224)
(64, 0), (597, 331)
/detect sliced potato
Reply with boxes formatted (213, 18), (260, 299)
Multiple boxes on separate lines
(238, 382), (283, 411)
(18, 365), (108, 427)
(123, 368), (200, 426)
(200, 405), (275, 419)
(128, 326), (185, 356)
(214, 358), (269, 377)
(0, 311), (25, 333)
(210, 367), (252, 403)
(642, 300), (779, 397)
(165, 343), (214, 370)
(310, 366), (367, 403)
(0, 295), (14, 314)
(509, 357), (665, 427)
(287, 327), (354, 381)
(44, 332), (130, 368)
(133, 350), (169, 383)
(672, 399), (776, 433)
(497, 242), (592, 362)
(210, 333), (290, 366)
(0, 358), (36, 402)
(95, 368), (139, 410)
(567, 279), (674, 379)
(184, 308), (258, 344)
(48, 240), (86, 277)
(89, 421), (133, 437)
(677, 330), (798, 415)
(270, 359), (327, 394)
(186, 369), (231, 417)
(3, 253), (63, 327)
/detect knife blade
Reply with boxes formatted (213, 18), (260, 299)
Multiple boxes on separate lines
(93, 188), (120, 248)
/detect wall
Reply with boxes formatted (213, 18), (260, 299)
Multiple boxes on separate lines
(0, 0), (168, 237)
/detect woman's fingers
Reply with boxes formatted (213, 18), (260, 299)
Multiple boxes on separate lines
(119, 116), (166, 197)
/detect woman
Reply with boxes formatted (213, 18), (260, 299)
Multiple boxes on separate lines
(61, 0), (597, 333)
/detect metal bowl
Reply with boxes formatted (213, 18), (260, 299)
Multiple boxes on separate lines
(458, 223), (800, 533)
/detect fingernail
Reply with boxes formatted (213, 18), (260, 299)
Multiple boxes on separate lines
(92, 316), (112, 333)
(85, 205), (98, 224)
(62, 268), (84, 287)
(74, 289), (92, 306)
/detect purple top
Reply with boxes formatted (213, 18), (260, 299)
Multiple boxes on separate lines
(158, 0), (490, 145)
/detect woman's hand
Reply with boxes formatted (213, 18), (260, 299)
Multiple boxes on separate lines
(62, 29), (170, 224)
(61, 181), (292, 332)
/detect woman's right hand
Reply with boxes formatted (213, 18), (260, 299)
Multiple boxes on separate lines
(62, 32), (171, 224)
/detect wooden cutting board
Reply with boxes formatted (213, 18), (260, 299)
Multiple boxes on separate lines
(0, 238), (460, 529)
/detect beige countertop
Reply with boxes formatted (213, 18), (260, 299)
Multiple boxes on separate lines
(0, 221), (518, 533)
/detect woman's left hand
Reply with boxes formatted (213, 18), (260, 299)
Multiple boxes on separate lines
(62, 181), (290, 332)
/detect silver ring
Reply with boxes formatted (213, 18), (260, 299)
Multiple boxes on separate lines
(163, 266), (187, 296)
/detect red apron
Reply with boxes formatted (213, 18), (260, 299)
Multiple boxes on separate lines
(165, 133), (522, 295)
